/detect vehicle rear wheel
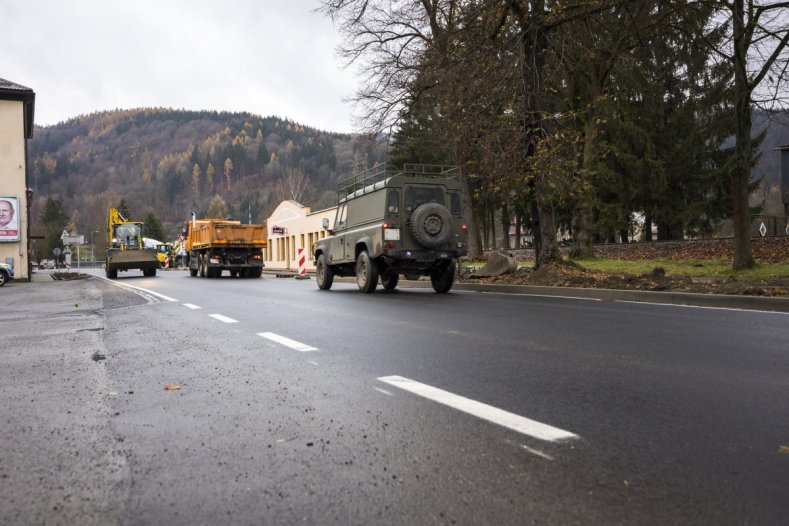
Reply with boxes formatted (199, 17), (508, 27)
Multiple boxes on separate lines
(199, 255), (206, 278)
(189, 265), (198, 277)
(230, 270), (238, 278)
(249, 267), (262, 278)
(106, 268), (118, 279)
(430, 262), (454, 293)
(316, 254), (334, 290)
(381, 271), (399, 290)
(356, 251), (379, 293)
(0, 270), (7, 287)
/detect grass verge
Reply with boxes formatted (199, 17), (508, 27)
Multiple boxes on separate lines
(571, 257), (789, 279)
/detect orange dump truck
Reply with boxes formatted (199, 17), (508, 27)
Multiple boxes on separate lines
(185, 218), (267, 278)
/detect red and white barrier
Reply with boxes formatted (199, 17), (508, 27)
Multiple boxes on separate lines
(297, 247), (307, 277)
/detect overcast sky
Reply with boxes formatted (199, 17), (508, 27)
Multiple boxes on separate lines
(2, 0), (360, 133)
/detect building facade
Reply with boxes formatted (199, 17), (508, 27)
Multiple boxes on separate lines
(0, 78), (35, 281)
(264, 200), (336, 272)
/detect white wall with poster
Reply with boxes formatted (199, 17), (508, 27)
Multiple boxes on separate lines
(0, 196), (21, 242)
(0, 79), (35, 281)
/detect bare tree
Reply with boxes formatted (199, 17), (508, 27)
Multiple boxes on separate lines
(273, 167), (310, 203)
(699, 1), (789, 269)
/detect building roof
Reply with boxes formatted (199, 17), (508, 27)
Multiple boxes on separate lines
(0, 77), (35, 138)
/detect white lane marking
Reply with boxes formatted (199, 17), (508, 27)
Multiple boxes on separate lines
(378, 375), (579, 443)
(257, 332), (318, 352)
(458, 290), (601, 302)
(95, 275), (178, 302)
(521, 444), (554, 461)
(182, 303), (201, 310)
(616, 300), (789, 315)
(308, 361), (319, 366)
(374, 387), (394, 396)
(209, 314), (238, 323)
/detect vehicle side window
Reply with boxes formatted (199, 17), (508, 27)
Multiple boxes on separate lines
(387, 189), (400, 214)
(449, 191), (462, 216)
(335, 203), (348, 230)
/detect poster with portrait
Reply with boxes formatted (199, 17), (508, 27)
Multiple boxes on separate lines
(0, 196), (21, 242)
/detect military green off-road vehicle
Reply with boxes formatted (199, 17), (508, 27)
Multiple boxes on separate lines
(313, 164), (468, 293)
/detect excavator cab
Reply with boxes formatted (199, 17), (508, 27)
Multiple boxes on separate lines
(112, 223), (143, 249)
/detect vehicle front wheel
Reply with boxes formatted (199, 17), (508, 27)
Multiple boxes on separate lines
(316, 254), (334, 290)
(355, 251), (379, 293)
(430, 262), (455, 293)
(106, 268), (118, 279)
(381, 271), (399, 290)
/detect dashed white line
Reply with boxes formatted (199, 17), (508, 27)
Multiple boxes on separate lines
(182, 303), (201, 310)
(308, 361), (320, 366)
(377, 375), (579, 443)
(209, 314), (238, 323)
(257, 332), (318, 352)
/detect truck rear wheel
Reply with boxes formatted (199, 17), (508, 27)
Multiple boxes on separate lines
(316, 254), (334, 290)
(356, 251), (378, 293)
(199, 255), (206, 278)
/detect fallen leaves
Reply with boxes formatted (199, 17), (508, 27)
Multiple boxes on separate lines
(163, 384), (182, 391)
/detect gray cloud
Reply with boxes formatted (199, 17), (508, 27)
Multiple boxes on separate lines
(1, 0), (358, 132)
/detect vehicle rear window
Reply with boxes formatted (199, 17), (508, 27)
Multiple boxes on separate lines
(405, 186), (445, 213)
(387, 189), (400, 214)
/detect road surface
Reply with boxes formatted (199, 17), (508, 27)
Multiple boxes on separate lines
(1, 268), (787, 525)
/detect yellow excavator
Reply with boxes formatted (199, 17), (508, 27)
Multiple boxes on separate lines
(106, 208), (158, 279)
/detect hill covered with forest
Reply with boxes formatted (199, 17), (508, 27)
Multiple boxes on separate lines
(28, 108), (385, 241)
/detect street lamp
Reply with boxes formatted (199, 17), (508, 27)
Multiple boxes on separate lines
(90, 231), (99, 266)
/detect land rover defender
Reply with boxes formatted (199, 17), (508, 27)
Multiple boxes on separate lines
(313, 164), (468, 293)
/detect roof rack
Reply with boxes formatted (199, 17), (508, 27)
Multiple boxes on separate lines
(337, 163), (459, 201)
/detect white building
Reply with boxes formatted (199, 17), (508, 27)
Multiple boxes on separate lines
(264, 200), (336, 272)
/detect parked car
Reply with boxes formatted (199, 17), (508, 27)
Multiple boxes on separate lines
(0, 262), (13, 287)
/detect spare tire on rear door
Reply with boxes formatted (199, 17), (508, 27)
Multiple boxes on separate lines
(409, 203), (453, 248)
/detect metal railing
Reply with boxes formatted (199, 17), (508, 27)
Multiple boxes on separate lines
(337, 164), (459, 201)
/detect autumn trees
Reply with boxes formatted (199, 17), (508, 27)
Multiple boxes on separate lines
(322, 0), (789, 269)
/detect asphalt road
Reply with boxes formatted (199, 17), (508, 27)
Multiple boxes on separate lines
(1, 268), (788, 525)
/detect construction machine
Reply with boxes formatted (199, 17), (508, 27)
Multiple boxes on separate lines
(105, 208), (159, 279)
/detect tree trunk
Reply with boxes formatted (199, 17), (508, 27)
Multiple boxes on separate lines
(459, 169), (482, 257)
(571, 117), (597, 258)
(521, 0), (561, 268)
(501, 202), (511, 250)
(731, 0), (754, 270)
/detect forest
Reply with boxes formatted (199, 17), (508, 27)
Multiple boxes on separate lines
(29, 1), (789, 270)
(320, 0), (789, 270)
(29, 109), (385, 257)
